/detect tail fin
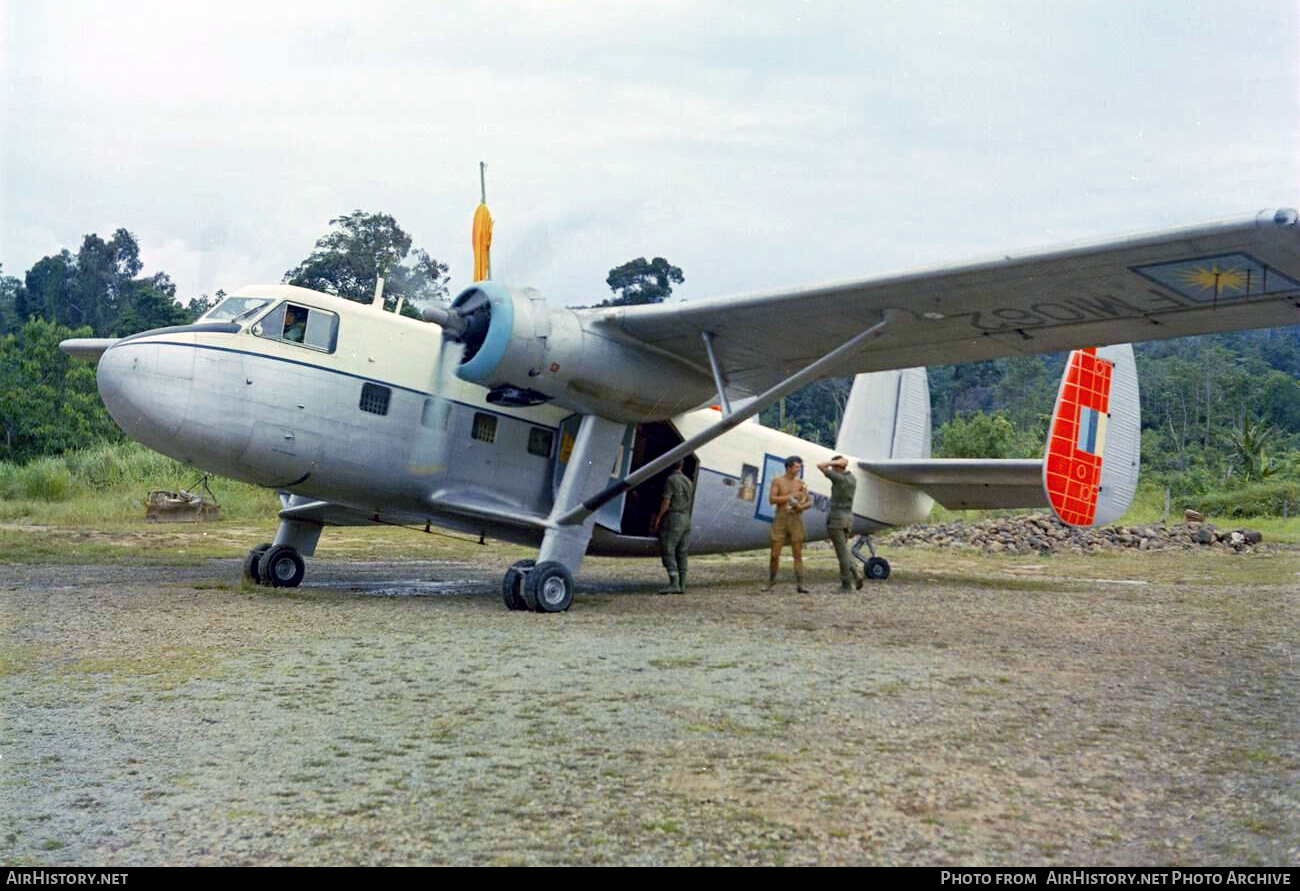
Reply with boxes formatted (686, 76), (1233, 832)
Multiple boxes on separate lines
(854, 348), (1141, 526)
(1042, 344), (1141, 526)
(836, 367), (931, 459)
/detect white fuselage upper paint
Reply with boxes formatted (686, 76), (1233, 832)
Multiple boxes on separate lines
(96, 286), (933, 556)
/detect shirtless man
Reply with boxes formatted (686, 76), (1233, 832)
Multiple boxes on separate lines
(766, 455), (812, 592)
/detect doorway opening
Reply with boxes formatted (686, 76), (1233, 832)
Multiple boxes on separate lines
(619, 421), (698, 537)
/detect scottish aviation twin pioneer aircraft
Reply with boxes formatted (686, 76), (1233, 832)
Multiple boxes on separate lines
(62, 206), (1300, 611)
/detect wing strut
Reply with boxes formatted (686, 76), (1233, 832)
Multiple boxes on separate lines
(555, 312), (898, 526)
(701, 331), (732, 416)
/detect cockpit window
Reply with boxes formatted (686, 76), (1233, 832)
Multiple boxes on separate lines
(254, 302), (339, 352)
(203, 296), (273, 322)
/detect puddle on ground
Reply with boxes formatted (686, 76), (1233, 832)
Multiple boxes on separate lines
(302, 578), (487, 597)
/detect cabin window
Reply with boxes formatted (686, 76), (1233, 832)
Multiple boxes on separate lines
(254, 302), (339, 352)
(471, 412), (497, 443)
(360, 383), (391, 416)
(527, 427), (554, 458)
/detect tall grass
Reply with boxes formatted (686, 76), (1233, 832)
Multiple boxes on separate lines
(0, 442), (279, 525)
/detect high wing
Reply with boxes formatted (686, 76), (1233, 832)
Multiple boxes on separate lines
(590, 208), (1300, 396)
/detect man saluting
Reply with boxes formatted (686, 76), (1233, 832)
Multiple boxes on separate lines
(818, 455), (864, 592)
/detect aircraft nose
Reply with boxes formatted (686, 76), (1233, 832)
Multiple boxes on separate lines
(97, 341), (192, 447)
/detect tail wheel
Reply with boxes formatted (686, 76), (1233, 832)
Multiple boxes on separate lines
(260, 545), (305, 588)
(524, 561), (574, 613)
(242, 543), (273, 585)
(864, 556), (891, 581)
(502, 560), (535, 611)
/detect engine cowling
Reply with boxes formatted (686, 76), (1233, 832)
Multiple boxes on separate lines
(433, 282), (715, 422)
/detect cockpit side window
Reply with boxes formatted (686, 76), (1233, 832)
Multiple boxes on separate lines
(254, 302), (339, 352)
(203, 296), (272, 322)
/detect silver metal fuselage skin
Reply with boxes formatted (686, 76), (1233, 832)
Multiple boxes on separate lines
(95, 286), (933, 557)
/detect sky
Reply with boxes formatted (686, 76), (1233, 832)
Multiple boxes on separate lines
(2, 1), (1298, 309)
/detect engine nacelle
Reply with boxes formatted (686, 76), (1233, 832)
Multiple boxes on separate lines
(439, 282), (715, 422)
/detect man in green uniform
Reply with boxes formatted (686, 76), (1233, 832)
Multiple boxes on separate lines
(818, 455), (864, 593)
(650, 459), (693, 594)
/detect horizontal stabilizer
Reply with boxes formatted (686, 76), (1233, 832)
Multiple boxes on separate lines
(860, 459), (1047, 510)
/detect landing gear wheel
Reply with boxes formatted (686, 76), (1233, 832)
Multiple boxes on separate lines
(864, 556), (891, 581)
(524, 561), (574, 613)
(243, 543), (272, 585)
(502, 560), (535, 611)
(260, 545), (305, 588)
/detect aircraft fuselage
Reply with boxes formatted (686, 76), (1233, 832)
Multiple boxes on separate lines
(95, 285), (933, 557)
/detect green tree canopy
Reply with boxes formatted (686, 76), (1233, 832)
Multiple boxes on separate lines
(283, 211), (450, 313)
(0, 318), (119, 462)
(601, 257), (684, 306)
(13, 229), (193, 337)
(934, 411), (1038, 459)
(0, 264), (20, 335)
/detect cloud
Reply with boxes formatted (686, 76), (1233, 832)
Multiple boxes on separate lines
(2, 1), (1296, 306)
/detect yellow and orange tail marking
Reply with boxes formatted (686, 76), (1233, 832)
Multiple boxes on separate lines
(1044, 348), (1114, 526)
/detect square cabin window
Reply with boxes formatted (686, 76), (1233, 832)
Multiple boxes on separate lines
(360, 383), (391, 416)
(527, 427), (554, 458)
(471, 412), (497, 443)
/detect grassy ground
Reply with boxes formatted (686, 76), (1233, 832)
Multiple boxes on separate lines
(3, 544), (1296, 865)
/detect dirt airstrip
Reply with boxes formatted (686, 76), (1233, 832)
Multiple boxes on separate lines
(2, 541), (1297, 866)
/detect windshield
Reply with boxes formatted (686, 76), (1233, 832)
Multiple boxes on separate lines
(202, 296), (273, 323)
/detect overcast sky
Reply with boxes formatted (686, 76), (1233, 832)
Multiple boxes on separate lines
(3, 1), (1297, 308)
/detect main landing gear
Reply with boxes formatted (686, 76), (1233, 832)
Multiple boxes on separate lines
(242, 542), (307, 588)
(502, 559), (574, 613)
(242, 509), (322, 588)
(851, 534), (891, 581)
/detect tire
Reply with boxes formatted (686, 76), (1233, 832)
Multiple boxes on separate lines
(864, 556), (891, 581)
(260, 545), (305, 588)
(242, 543), (272, 585)
(502, 560), (535, 611)
(524, 561), (574, 613)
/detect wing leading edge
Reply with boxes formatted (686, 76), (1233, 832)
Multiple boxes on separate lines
(592, 208), (1300, 397)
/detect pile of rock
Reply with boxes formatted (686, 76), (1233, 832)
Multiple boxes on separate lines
(883, 513), (1265, 556)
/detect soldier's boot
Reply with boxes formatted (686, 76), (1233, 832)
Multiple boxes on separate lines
(839, 575), (854, 593)
(853, 567), (865, 590)
(796, 571), (809, 594)
(676, 569), (687, 594)
(659, 572), (679, 595)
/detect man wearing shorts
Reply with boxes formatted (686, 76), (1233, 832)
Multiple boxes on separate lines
(766, 455), (811, 592)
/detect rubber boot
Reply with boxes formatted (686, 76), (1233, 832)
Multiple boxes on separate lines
(659, 572), (679, 595)
(676, 569), (687, 594)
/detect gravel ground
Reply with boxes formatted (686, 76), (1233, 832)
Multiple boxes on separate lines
(2, 545), (1297, 866)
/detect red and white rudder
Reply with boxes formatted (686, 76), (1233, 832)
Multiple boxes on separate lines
(1042, 345), (1140, 527)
